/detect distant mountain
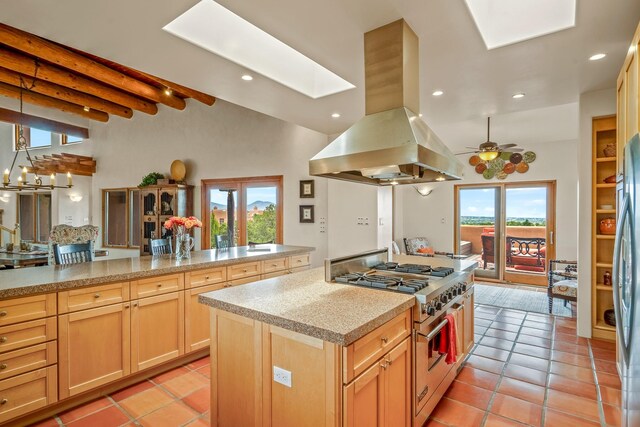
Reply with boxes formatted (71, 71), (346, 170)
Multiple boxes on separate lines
(210, 202), (226, 210)
(247, 201), (274, 210)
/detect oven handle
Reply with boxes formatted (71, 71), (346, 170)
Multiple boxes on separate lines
(425, 318), (449, 341)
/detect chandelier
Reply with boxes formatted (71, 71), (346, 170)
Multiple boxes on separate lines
(2, 62), (72, 192)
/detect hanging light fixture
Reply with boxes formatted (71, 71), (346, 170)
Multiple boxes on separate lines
(477, 117), (500, 161)
(2, 62), (72, 192)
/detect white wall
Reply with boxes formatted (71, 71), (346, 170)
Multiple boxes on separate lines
(577, 88), (617, 337)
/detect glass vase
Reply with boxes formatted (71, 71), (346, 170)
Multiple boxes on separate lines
(175, 227), (194, 261)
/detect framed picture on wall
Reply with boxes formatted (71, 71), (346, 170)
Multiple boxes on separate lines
(299, 180), (315, 198)
(299, 205), (314, 223)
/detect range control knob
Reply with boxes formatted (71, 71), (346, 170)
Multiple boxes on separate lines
(449, 290), (455, 299)
(426, 305), (436, 316)
(460, 282), (468, 292)
(435, 302), (443, 311)
(440, 294), (448, 304)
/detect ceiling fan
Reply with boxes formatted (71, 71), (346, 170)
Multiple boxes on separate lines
(456, 117), (523, 161)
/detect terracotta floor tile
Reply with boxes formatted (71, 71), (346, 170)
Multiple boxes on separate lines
(484, 413), (529, 426)
(477, 311), (499, 320)
(555, 331), (588, 346)
(594, 359), (618, 375)
(546, 389), (600, 421)
(591, 347), (617, 361)
(477, 306), (501, 314)
(500, 309), (527, 318)
(599, 385), (622, 406)
(160, 371), (209, 398)
(504, 364), (547, 387)
(455, 366), (500, 391)
(423, 420), (450, 427)
(187, 356), (210, 370)
(590, 338), (616, 351)
(550, 350), (592, 368)
(118, 386), (174, 419)
(555, 325), (577, 335)
(184, 417), (210, 427)
(137, 401), (199, 427)
(484, 328), (517, 341)
(508, 353), (549, 372)
(429, 397), (485, 427)
(443, 380), (493, 410)
(66, 405), (131, 427)
(59, 397), (112, 423)
(110, 380), (155, 402)
(553, 341), (590, 356)
(512, 343), (551, 359)
(182, 386), (210, 414)
(475, 334), (484, 343)
(494, 315), (524, 326)
(475, 326), (488, 335)
(27, 418), (59, 427)
(489, 393), (542, 426)
(476, 318), (493, 328)
(547, 373), (598, 400)
(490, 322), (521, 333)
(543, 409), (601, 427)
(479, 336), (514, 351)
(522, 320), (552, 331)
(497, 377), (546, 405)
(151, 366), (191, 384)
(526, 313), (553, 323)
(603, 403), (621, 426)
(196, 365), (211, 379)
(549, 361), (595, 383)
(518, 327), (549, 338)
(516, 334), (551, 348)
(473, 344), (511, 362)
(465, 355), (505, 375)
(596, 371), (622, 389)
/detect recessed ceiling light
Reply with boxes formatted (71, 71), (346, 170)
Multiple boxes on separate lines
(331, 113), (341, 118)
(164, 88), (173, 96)
(83, 106), (90, 112)
(432, 90), (444, 96)
(419, 113), (423, 117)
(589, 53), (606, 61)
(512, 92), (526, 99)
(163, 0), (355, 98)
(241, 74), (253, 81)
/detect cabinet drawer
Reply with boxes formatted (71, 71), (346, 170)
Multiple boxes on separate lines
(0, 318), (57, 354)
(186, 267), (227, 288)
(289, 253), (310, 268)
(58, 282), (130, 313)
(261, 257), (288, 274)
(343, 309), (411, 384)
(0, 366), (57, 423)
(0, 294), (56, 327)
(227, 277), (258, 287)
(227, 262), (261, 281)
(131, 274), (184, 299)
(0, 342), (56, 381)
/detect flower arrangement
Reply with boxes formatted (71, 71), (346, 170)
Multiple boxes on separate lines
(164, 216), (203, 232)
(163, 216), (202, 260)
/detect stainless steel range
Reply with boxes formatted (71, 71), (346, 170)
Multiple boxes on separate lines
(325, 248), (475, 427)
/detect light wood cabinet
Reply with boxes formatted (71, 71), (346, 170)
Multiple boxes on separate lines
(185, 283), (225, 353)
(227, 261), (261, 281)
(58, 303), (131, 399)
(58, 282), (129, 313)
(344, 357), (383, 427)
(186, 267), (226, 288)
(462, 288), (475, 355)
(261, 257), (288, 274)
(131, 273), (184, 299)
(289, 254), (310, 268)
(0, 342), (56, 382)
(617, 21), (640, 176)
(0, 366), (57, 423)
(0, 294), (56, 327)
(0, 317), (57, 354)
(132, 291), (184, 372)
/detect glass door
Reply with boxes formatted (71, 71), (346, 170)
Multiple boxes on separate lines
(456, 186), (502, 280)
(208, 187), (239, 248)
(245, 185), (278, 244)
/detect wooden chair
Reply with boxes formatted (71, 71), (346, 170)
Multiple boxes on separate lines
(53, 242), (94, 265)
(150, 238), (172, 255)
(506, 236), (546, 272)
(481, 234), (495, 269)
(215, 235), (230, 250)
(548, 259), (578, 314)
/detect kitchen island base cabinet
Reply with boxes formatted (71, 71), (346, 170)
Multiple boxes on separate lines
(0, 366), (57, 423)
(185, 283), (225, 353)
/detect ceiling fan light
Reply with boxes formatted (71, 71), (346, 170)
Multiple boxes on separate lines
(478, 151), (499, 161)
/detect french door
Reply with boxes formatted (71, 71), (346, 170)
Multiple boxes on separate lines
(454, 181), (556, 286)
(201, 176), (283, 249)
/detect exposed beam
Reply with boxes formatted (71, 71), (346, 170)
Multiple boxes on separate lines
(0, 81), (109, 122)
(0, 23), (186, 110)
(135, 71), (216, 106)
(0, 106), (89, 138)
(0, 67), (133, 118)
(0, 47), (158, 115)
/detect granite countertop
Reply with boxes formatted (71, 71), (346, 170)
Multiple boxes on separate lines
(0, 245), (313, 299)
(199, 268), (415, 346)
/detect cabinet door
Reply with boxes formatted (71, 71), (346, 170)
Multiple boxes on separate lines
(344, 360), (384, 427)
(618, 76), (627, 177)
(131, 292), (184, 372)
(383, 337), (411, 427)
(58, 304), (131, 399)
(463, 289), (475, 354)
(185, 284), (225, 353)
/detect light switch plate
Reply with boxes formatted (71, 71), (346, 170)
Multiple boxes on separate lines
(273, 366), (292, 387)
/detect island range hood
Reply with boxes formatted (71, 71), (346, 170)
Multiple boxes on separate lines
(309, 19), (463, 186)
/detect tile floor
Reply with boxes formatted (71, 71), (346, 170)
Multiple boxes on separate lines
(27, 304), (619, 427)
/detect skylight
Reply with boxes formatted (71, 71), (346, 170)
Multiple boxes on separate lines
(464, 0), (576, 50)
(163, 0), (355, 99)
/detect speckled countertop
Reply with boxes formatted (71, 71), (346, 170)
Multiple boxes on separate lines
(199, 268), (415, 346)
(0, 245), (313, 299)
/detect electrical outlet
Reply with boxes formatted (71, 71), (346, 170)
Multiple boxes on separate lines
(273, 366), (292, 387)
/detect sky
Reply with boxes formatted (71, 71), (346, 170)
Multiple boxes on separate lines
(460, 187), (547, 218)
(209, 186), (277, 206)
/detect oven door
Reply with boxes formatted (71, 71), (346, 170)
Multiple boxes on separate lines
(414, 305), (461, 414)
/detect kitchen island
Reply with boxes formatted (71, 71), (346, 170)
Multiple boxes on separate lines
(200, 253), (477, 427)
(0, 244), (312, 426)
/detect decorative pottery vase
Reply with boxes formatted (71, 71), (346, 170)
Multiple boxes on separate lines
(603, 271), (612, 286)
(603, 143), (616, 157)
(174, 227), (194, 261)
(604, 309), (616, 326)
(599, 218), (616, 235)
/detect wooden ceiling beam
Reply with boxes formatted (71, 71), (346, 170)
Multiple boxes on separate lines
(0, 23), (186, 110)
(0, 106), (89, 138)
(138, 71), (216, 106)
(0, 81), (109, 122)
(0, 66), (133, 118)
(0, 47), (157, 115)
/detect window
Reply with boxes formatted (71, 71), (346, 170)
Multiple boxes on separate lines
(202, 176), (283, 248)
(17, 192), (51, 243)
(14, 125), (84, 148)
(62, 134), (83, 145)
(102, 188), (140, 248)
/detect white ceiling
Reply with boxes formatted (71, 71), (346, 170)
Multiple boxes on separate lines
(1, 0), (639, 151)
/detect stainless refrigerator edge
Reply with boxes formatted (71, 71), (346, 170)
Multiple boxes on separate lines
(614, 132), (640, 427)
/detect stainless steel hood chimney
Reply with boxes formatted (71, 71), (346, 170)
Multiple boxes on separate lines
(309, 19), (463, 186)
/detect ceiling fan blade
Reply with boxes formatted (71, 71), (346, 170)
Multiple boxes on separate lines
(465, 146), (479, 150)
(455, 151), (479, 155)
(507, 148), (524, 152)
(497, 143), (518, 149)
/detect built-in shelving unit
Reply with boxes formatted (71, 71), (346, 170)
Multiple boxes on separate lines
(591, 116), (617, 341)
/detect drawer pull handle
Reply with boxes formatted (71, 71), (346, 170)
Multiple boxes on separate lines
(381, 337), (388, 344)
(133, 303), (138, 307)
(0, 337), (6, 343)
(157, 284), (162, 287)
(0, 364), (6, 370)
(386, 357), (392, 365)
(124, 305), (130, 309)
(94, 293), (101, 298)
(0, 398), (7, 405)
(0, 311), (6, 317)
(205, 276), (210, 280)
(380, 361), (388, 370)
(271, 264), (277, 267)
(297, 260), (302, 263)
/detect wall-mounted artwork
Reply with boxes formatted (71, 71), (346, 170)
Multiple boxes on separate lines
(299, 205), (314, 223)
(300, 180), (314, 198)
(469, 151), (536, 180)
